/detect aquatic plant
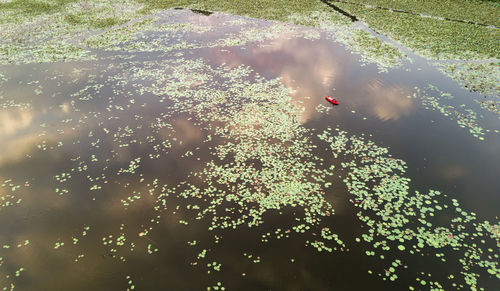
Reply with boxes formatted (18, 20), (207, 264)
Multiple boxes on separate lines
(327, 0), (500, 26)
(318, 128), (500, 289)
(0, 6), (498, 290)
(335, 2), (499, 60)
(437, 62), (500, 113)
(410, 85), (500, 140)
(288, 10), (406, 72)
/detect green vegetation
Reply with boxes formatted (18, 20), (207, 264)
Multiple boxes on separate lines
(0, 0), (77, 19)
(1, 0), (497, 97)
(137, 0), (341, 23)
(0, 0), (406, 72)
(319, 128), (500, 290)
(0, 4), (499, 288)
(0, 0), (147, 64)
(65, 13), (125, 29)
(84, 18), (155, 49)
(438, 62), (500, 99)
(349, 29), (404, 70)
(331, 0), (500, 26)
(333, 1), (499, 97)
(410, 85), (495, 139)
(1, 0), (498, 61)
(335, 2), (499, 59)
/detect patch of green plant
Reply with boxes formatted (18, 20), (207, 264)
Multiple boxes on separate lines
(333, 0), (500, 26)
(66, 13), (125, 29)
(137, 0), (347, 24)
(410, 85), (494, 140)
(336, 2), (500, 59)
(85, 18), (154, 49)
(0, 0), (77, 17)
(440, 62), (500, 95)
(319, 128), (500, 290)
(32, 42), (90, 62)
(286, 10), (406, 71)
(351, 29), (404, 68)
(0, 0), (145, 64)
(94, 17), (124, 28)
(438, 62), (500, 115)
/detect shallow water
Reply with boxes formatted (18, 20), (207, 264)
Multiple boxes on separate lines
(0, 9), (499, 290)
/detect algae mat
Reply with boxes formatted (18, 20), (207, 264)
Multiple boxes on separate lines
(0, 9), (499, 290)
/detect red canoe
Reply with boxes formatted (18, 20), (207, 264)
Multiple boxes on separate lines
(325, 96), (339, 105)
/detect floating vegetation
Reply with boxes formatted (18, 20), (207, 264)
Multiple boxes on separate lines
(127, 57), (345, 258)
(324, 1), (499, 111)
(0, 0), (407, 72)
(0, 72), (7, 85)
(347, 29), (406, 72)
(85, 12), (217, 52)
(84, 11), (322, 53)
(335, 2), (499, 60)
(410, 85), (500, 140)
(315, 103), (332, 114)
(125, 275), (135, 290)
(318, 128), (500, 289)
(206, 281), (225, 291)
(0, 0), (146, 64)
(122, 55), (497, 288)
(288, 10), (406, 72)
(0, 6), (498, 291)
(329, 0), (500, 27)
(437, 62), (500, 115)
(85, 18), (156, 50)
(0, 179), (26, 211)
(209, 23), (318, 48)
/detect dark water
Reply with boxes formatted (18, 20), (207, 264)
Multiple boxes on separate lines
(0, 9), (498, 290)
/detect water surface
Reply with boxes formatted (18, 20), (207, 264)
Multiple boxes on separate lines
(0, 9), (499, 290)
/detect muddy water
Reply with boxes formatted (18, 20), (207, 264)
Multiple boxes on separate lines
(0, 9), (498, 290)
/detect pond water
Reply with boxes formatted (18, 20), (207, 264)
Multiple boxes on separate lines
(0, 9), (499, 290)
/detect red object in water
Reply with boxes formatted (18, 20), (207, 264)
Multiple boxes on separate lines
(325, 96), (339, 105)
